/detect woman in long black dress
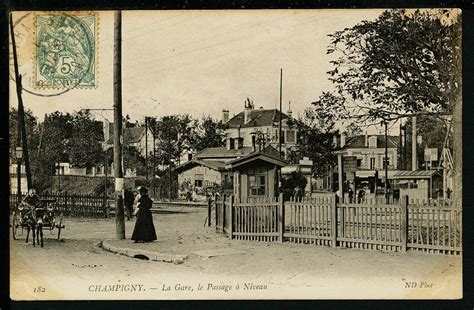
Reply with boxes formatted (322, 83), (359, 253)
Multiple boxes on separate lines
(131, 186), (157, 243)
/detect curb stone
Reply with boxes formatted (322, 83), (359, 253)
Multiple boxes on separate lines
(100, 240), (188, 264)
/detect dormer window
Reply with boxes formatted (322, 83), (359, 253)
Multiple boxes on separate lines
(368, 136), (377, 148)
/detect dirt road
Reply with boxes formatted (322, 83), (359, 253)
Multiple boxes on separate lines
(10, 207), (462, 300)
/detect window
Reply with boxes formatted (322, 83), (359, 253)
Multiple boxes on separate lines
(370, 158), (376, 170)
(285, 129), (296, 143)
(249, 175), (266, 196)
(383, 158), (390, 169)
(357, 159), (362, 168)
(195, 174), (204, 187)
(368, 136), (377, 148)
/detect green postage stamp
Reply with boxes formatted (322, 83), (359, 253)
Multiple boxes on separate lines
(35, 13), (97, 89)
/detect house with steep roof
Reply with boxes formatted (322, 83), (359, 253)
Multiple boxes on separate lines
(102, 120), (154, 158)
(222, 100), (296, 159)
(175, 135), (283, 196)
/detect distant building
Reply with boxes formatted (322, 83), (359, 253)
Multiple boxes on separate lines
(338, 133), (399, 171)
(103, 120), (154, 158)
(330, 132), (400, 200)
(176, 134), (284, 199)
(222, 99), (296, 159)
(225, 146), (286, 201)
(175, 137), (256, 193)
(392, 170), (442, 201)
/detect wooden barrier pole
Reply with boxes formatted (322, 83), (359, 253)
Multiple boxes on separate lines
(279, 192), (284, 243)
(222, 194), (227, 234)
(214, 194), (218, 232)
(64, 191), (68, 216)
(331, 193), (337, 247)
(229, 195), (234, 239)
(401, 195), (408, 252)
(207, 197), (211, 227)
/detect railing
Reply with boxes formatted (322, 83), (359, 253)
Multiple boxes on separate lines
(214, 193), (462, 256)
(408, 206), (462, 255)
(10, 192), (108, 218)
(233, 196), (280, 242)
(285, 196), (335, 246)
(337, 203), (404, 252)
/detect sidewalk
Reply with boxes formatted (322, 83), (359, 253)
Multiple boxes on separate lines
(101, 207), (461, 291)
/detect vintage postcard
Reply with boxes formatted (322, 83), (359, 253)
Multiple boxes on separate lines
(9, 9), (462, 300)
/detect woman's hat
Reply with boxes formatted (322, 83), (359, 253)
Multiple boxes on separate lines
(137, 186), (148, 193)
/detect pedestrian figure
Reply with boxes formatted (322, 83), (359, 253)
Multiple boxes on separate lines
(357, 189), (365, 204)
(348, 187), (354, 204)
(124, 187), (134, 220)
(293, 185), (303, 201)
(131, 186), (157, 243)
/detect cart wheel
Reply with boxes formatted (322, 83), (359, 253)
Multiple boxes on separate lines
(57, 214), (64, 241)
(12, 212), (17, 240)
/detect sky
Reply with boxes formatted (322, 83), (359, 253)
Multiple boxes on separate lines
(10, 9), (399, 134)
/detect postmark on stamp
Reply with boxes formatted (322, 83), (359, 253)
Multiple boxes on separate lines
(34, 13), (97, 89)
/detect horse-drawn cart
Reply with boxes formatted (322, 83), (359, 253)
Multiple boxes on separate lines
(11, 198), (65, 247)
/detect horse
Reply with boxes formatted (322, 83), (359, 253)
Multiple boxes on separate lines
(24, 207), (44, 248)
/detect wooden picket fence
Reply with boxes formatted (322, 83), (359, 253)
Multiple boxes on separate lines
(10, 192), (108, 218)
(212, 194), (462, 256)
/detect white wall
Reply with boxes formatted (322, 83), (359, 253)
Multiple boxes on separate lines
(178, 165), (222, 187)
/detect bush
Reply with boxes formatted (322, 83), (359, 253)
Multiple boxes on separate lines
(281, 171), (307, 201)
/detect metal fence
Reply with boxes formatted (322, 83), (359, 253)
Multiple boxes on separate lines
(10, 192), (108, 218)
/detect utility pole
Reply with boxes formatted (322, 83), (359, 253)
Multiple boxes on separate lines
(276, 68), (283, 197)
(384, 121), (389, 204)
(399, 122), (403, 170)
(145, 116), (148, 182)
(104, 154), (108, 202)
(57, 161), (61, 192)
(168, 127), (172, 201)
(412, 116), (417, 171)
(279, 68), (283, 155)
(403, 121), (407, 170)
(10, 14), (32, 189)
(113, 10), (125, 239)
(152, 120), (156, 188)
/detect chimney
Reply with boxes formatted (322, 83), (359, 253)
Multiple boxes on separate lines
(187, 152), (193, 161)
(103, 119), (110, 142)
(287, 101), (292, 118)
(244, 98), (253, 124)
(365, 131), (368, 147)
(340, 132), (346, 148)
(251, 135), (256, 152)
(222, 109), (229, 123)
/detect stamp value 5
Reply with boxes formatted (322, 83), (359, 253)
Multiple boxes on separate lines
(35, 13), (97, 89)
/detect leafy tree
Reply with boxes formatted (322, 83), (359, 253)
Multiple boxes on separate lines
(193, 116), (226, 152)
(281, 171), (308, 201)
(287, 108), (339, 178)
(251, 128), (271, 151)
(9, 108), (39, 162)
(153, 115), (194, 167)
(313, 9), (461, 124)
(313, 9), (461, 204)
(402, 115), (450, 170)
(345, 122), (363, 137)
(68, 111), (104, 168)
